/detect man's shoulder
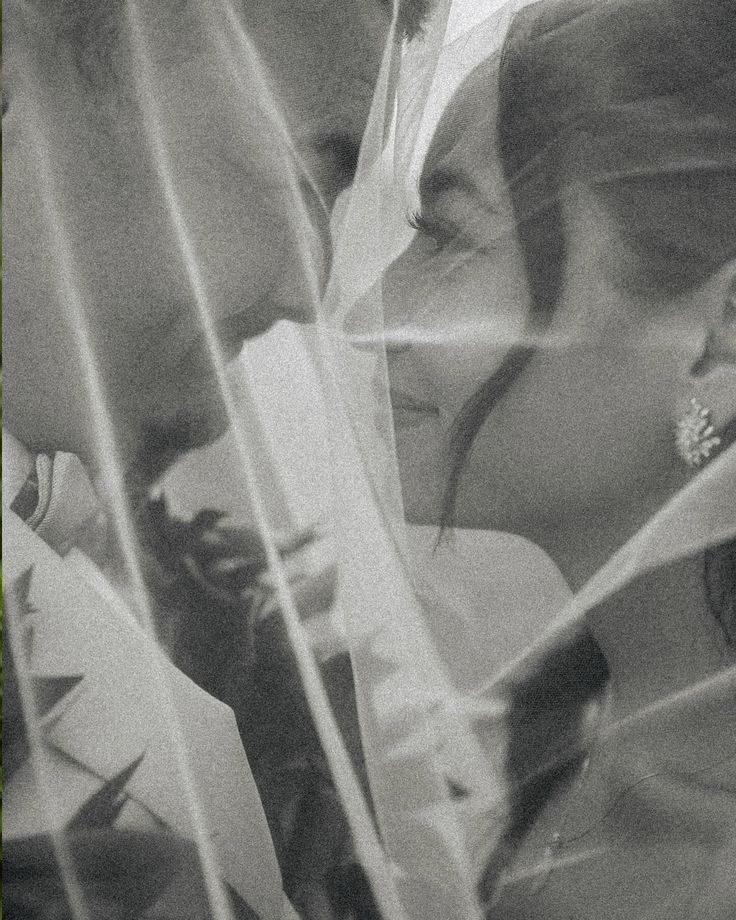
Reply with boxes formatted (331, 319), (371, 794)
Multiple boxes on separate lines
(3, 508), (285, 915)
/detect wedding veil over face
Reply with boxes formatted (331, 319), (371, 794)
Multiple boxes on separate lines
(5, 2), (504, 918)
(4, 4), (333, 919)
(5, 0), (736, 919)
(329, 0), (736, 915)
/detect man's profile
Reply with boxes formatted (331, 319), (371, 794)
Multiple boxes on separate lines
(2, 1), (398, 917)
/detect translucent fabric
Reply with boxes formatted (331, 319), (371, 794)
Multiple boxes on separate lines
(5, 1), (500, 918)
(4, 2), (394, 918)
(5, 1), (736, 920)
(4, 4), (325, 919)
(332, 1), (736, 918)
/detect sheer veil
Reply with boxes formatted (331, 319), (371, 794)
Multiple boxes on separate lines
(6, 2), (508, 917)
(325, 0), (736, 914)
(5, 0), (736, 918)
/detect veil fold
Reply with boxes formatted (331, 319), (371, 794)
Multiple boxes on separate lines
(6, 0), (736, 918)
(326, 0), (736, 914)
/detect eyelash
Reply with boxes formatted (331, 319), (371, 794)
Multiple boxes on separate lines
(406, 209), (454, 249)
(407, 211), (501, 262)
(407, 209), (432, 233)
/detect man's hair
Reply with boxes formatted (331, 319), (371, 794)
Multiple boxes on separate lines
(13, 0), (205, 91)
(11, 0), (124, 85)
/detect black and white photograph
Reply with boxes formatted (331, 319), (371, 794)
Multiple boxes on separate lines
(3, 0), (736, 918)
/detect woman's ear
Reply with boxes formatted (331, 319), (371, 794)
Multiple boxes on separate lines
(684, 262), (736, 437)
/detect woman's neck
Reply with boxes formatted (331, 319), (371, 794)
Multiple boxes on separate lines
(532, 503), (664, 594)
(585, 553), (734, 722)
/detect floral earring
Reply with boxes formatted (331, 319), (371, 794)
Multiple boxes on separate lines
(676, 398), (722, 468)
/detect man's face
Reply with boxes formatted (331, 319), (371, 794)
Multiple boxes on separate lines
(3, 1), (391, 477)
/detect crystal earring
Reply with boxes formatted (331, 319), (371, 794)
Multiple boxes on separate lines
(676, 398), (722, 467)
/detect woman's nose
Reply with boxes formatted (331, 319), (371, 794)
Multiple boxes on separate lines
(381, 247), (423, 330)
(341, 270), (418, 355)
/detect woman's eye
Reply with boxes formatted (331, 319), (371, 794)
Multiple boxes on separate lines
(407, 210), (456, 252)
(406, 209), (486, 256)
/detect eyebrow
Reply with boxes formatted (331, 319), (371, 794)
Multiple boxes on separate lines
(418, 167), (483, 209)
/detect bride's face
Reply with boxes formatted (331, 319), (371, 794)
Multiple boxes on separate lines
(385, 61), (698, 552)
(383, 58), (533, 522)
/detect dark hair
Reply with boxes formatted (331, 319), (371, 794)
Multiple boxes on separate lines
(441, 0), (736, 528)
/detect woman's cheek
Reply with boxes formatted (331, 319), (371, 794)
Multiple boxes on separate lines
(416, 267), (528, 413)
(411, 342), (494, 413)
(385, 236), (531, 415)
